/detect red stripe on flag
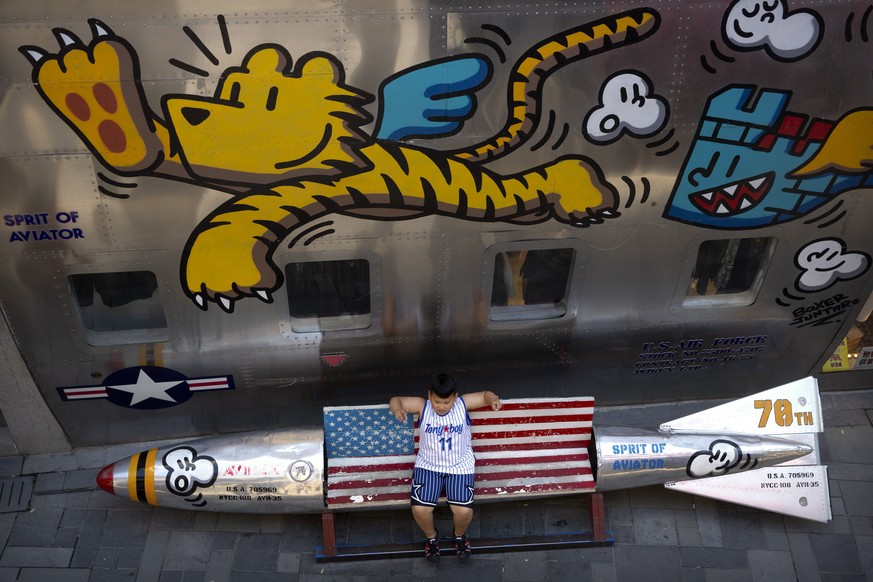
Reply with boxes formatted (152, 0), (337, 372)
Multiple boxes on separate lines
(476, 480), (595, 496)
(411, 436), (591, 447)
(328, 461), (414, 475)
(470, 427), (588, 439)
(472, 441), (588, 453)
(326, 476), (412, 490)
(469, 414), (593, 425)
(475, 453), (589, 466)
(473, 440), (588, 453)
(327, 491), (409, 507)
(414, 429), (590, 443)
(475, 467), (593, 482)
(469, 400), (593, 411)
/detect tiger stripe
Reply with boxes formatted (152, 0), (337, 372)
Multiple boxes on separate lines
(455, 7), (661, 163)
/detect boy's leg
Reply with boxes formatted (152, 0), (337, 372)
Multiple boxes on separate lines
(412, 504), (438, 539)
(449, 504), (473, 536)
(445, 472), (476, 533)
(446, 473), (475, 560)
(410, 467), (443, 561)
(410, 467), (441, 536)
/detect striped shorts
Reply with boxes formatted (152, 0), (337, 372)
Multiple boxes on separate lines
(410, 467), (475, 506)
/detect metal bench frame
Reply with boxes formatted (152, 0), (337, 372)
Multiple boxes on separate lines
(317, 491), (610, 560)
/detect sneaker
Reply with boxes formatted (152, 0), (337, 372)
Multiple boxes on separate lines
(425, 531), (440, 562)
(454, 533), (471, 560)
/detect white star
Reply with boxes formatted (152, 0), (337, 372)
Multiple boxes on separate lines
(108, 369), (183, 405)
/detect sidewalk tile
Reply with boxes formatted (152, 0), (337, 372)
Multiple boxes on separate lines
(203, 550), (233, 582)
(231, 533), (279, 572)
(17, 568), (89, 581)
(7, 507), (63, 547)
(614, 545), (681, 582)
(162, 531), (213, 570)
(0, 546), (72, 567)
(101, 510), (151, 548)
(748, 549), (796, 582)
(136, 529), (169, 582)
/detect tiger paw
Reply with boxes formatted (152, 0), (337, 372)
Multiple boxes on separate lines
(19, 19), (162, 173)
(547, 157), (621, 227)
(182, 221), (279, 313)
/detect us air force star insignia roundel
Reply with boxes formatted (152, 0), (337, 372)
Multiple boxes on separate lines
(57, 366), (234, 409)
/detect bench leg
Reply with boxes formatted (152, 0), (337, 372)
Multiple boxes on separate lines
(321, 511), (337, 557)
(587, 492), (607, 542)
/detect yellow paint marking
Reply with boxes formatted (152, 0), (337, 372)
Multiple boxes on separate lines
(127, 453), (139, 502)
(145, 448), (158, 506)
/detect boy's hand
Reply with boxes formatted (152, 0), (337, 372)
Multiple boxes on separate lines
(388, 396), (424, 423)
(487, 392), (503, 411)
(392, 406), (408, 422)
(389, 397), (408, 422)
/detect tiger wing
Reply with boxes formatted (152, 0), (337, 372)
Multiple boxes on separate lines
(373, 54), (492, 142)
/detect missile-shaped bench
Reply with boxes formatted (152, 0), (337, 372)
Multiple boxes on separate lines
(97, 377), (831, 548)
(99, 396), (597, 512)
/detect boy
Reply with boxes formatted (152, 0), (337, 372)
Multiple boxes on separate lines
(389, 373), (502, 561)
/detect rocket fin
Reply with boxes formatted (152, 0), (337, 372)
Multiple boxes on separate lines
(666, 464), (831, 523)
(660, 376), (822, 436)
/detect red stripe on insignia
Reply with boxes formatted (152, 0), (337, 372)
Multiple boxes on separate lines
(187, 378), (229, 390)
(63, 388), (108, 399)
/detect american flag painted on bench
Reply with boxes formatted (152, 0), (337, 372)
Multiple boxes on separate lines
(324, 397), (595, 510)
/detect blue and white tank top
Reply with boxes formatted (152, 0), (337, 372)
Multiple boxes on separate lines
(415, 397), (475, 474)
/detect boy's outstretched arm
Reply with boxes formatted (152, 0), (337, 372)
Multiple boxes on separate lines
(462, 391), (502, 411)
(389, 396), (425, 422)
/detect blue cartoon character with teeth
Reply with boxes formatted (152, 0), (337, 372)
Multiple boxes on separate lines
(664, 85), (873, 230)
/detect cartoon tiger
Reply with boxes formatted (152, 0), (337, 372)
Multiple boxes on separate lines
(21, 8), (660, 312)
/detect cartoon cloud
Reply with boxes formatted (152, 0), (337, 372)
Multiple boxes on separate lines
(162, 445), (219, 498)
(722, 0), (822, 61)
(584, 71), (668, 144)
(795, 238), (871, 292)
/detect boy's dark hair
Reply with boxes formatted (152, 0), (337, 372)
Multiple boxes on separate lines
(429, 373), (458, 398)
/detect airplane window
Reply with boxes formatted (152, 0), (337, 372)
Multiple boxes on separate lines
(823, 290), (873, 373)
(285, 258), (371, 332)
(68, 271), (169, 346)
(684, 237), (775, 307)
(489, 248), (574, 321)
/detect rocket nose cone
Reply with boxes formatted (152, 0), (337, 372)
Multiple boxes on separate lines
(96, 464), (114, 494)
